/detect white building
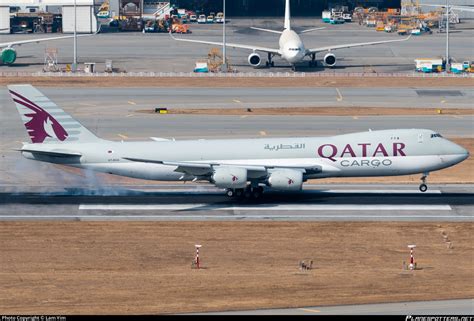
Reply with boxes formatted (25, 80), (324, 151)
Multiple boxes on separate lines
(0, 0), (98, 34)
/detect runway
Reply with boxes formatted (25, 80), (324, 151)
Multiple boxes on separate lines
(2, 87), (473, 109)
(198, 299), (474, 315)
(0, 184), (472, 221)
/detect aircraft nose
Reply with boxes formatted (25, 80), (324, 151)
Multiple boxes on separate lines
(448, 140), (469, 161)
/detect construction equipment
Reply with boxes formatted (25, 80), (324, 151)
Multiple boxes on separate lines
(43, 47), (59, 72)
(207, 48), (232, 73)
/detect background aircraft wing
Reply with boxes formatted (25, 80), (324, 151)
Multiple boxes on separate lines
(0, 27), (100, 49)
(306, 35), (411, 54)
(421, 4), (474, 12)
(170, 32), (280, 55)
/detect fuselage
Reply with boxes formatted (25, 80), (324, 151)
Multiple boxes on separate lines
(22, 129), (469, 182)
(279, 29), (306, 64)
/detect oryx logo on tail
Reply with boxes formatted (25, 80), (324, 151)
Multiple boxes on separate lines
(9, 90), (68, 143)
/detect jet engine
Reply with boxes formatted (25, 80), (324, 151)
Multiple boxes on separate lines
(323, 52), (336, 67)
(1, 48), (17, 65)
(248, 53), (262, 67)
(267, 169), (303, 191)
(212, 167), (248, 189)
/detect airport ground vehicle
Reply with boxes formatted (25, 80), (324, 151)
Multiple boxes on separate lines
(197, 14), (206, 24)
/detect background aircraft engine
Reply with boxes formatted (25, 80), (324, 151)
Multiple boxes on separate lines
(323, 53), (336, 67)
(248, 53), (262, 67)
(267, 169), (303, 191)
(212, 167), (248, 189)
(1, 48), (17, 65)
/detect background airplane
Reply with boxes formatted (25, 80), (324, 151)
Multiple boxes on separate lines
(7, 84), (469, 199)
(0, 28), (99, 65)
(171, 0), (411, 70)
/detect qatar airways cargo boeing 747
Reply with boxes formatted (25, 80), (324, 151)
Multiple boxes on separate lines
(8, 85), (469, 199)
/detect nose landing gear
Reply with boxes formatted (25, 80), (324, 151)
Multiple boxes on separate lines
(419, 173), (429, 192)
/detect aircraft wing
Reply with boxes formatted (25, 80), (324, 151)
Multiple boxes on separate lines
(170, 32), (281, 55)
(306, 35), (411, 54)
(123, 157), (322, 176)
(0, 27), (100, 49)
(421, 4), (474, 12)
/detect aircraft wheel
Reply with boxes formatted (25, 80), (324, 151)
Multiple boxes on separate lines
(419, 184), (428, 192)
(235, 189), (244, 198)
(226, 189), (235, 197)
(270, 61), (275, 67)
(265, 61), (270, 67)
(252, 187), (264, 199)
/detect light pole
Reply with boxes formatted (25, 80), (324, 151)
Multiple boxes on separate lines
(222, 0), (227, 72)
(73, 0), (77, 71)
(445, 0), (450, 73)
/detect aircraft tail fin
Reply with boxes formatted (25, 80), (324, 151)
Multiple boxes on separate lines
(8, 84), (100, 144)
(284, 0), (291, 30)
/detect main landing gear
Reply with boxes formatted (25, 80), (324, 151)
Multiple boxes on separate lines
(309, 53), (317, 68)
(265, 52), (275, 68)
(419, 173), (429, 192)
(226, 186), (264, 199)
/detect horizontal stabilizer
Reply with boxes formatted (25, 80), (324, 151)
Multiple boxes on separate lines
(250, 27), (283, 34)
(299, 27), (326, 34)
(19, 149), (82, 158)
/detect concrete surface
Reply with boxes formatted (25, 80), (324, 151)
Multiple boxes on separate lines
(195, 298), (474, 315)
(1, 18), (473, 73)
(0, 184), (472, 221)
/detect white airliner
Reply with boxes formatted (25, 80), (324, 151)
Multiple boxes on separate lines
(171, 0), (412, 69)
(0, 28), (99, 65)
(8, 85), (469, 199)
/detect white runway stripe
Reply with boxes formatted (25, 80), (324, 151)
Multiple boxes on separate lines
(79, 204), (452, 211)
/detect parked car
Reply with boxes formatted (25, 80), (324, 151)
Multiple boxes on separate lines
(189, 14), (197, 22)
(197, 14), (206, 24)
(207, 15), (214, 23)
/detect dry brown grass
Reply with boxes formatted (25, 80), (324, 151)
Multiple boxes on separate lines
(1, 76), (473, 88)
(0, 222), (472, 314)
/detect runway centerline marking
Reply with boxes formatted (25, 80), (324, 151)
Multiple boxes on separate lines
(78, 204), (452, 211)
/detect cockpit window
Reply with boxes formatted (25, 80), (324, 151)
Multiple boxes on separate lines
(289, 48), (300, 51)
(431, 133), (443, 138)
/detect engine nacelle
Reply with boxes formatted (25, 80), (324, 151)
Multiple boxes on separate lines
(267, 169), (303, 191)
(248, 53), (262, 67)
(323, 52), (336, 67)
(1, 48), (17, 65)
(212, 167), (248, 189)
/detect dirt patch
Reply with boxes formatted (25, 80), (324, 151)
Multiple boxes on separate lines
(0, 222), (472, 314)
(140, 107), (474, 116)
(1, 76), (473, 88)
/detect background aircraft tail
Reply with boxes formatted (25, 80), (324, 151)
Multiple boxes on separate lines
(8, 84), (100, 144)
(284, 0), (291, 30)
